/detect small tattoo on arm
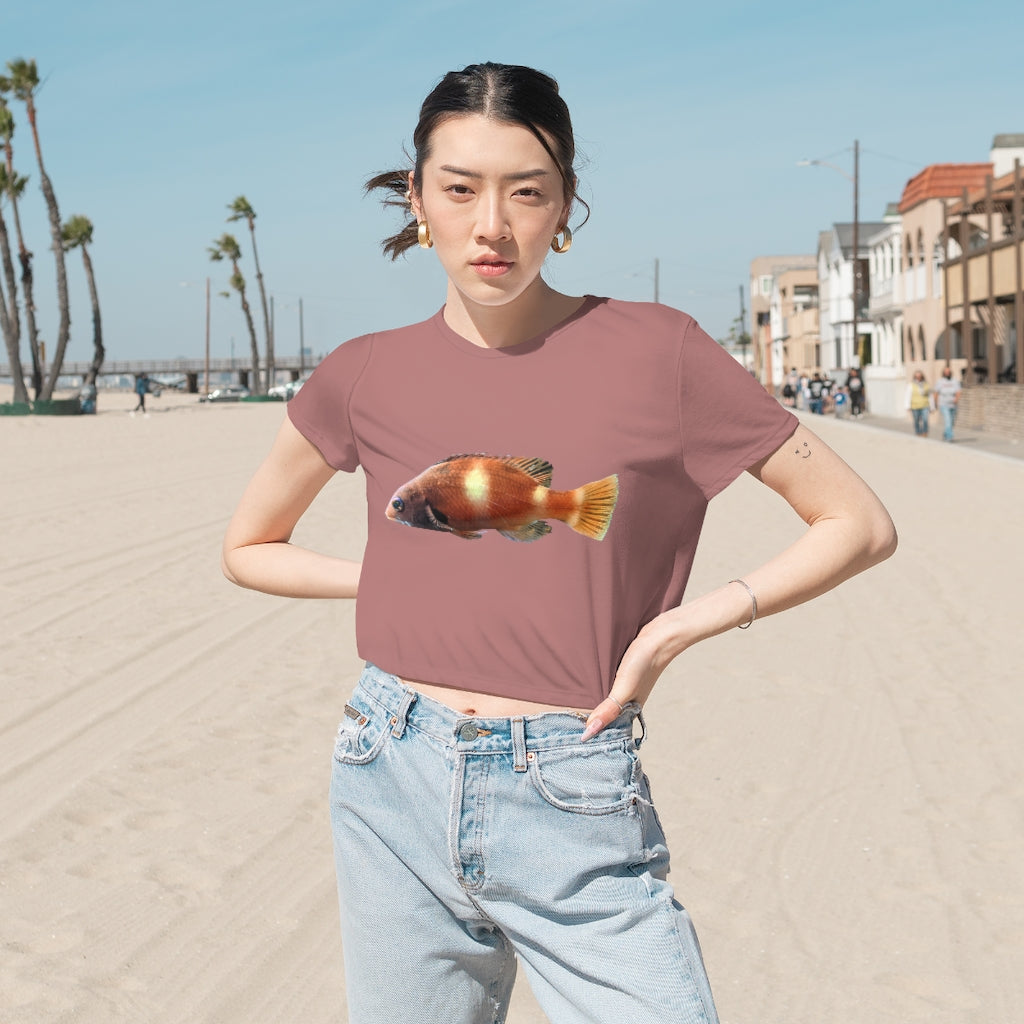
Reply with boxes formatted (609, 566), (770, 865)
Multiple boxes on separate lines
(794, 442), (812, 459)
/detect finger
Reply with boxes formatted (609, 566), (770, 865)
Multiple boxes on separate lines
(581, 696), (628, 742)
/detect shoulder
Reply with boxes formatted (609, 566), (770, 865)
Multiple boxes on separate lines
(586, 296), (697, 339)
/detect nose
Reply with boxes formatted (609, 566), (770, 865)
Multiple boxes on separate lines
(474, 194), (511, 243)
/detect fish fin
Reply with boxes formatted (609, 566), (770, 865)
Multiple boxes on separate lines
(453, 529), (484, 540)
(499, 456), (553, 487)
(499, 521), (552, 543)
(567, 475), (619, 541)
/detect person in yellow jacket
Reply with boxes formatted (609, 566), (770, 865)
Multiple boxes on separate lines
(905, 370), (932, 436)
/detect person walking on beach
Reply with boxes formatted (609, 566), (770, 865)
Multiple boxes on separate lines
(934, 365), (961, 441)
(905, 370), (932, 436)
(133, 373), (149, 413)
(847, 367), (865, 417)
(807, 371), (826, 413)
(221, 63), (897, 1024)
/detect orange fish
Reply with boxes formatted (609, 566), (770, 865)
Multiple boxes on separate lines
(385, 454), (618, 542)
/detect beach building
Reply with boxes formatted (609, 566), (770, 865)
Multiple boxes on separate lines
(865, 209), (905, 417)
(816, 219), (889, 375)
(941, 138), (1024, 439)
(768, 268), (820, 380)
(749, 254), (817, 389)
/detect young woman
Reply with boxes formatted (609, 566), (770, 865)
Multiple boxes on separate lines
(222, 63), (897, 1024)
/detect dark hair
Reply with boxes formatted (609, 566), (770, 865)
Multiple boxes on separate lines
(366, 63), (589, 259)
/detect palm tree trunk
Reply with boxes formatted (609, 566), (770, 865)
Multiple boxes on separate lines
(8, 198), (42, 396)
(247, 219), (274, 386)
(24, 100), (70, 402)
(0, 209), (29, 403)
(79, 243), (103, 386)
(231, 260), (261, 394)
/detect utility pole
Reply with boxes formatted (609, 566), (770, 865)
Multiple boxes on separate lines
(852, 138), (860, 369)
(738, 283), (750, 368)
(654, 258), (660, 303)
(204, 276), (211, 397)
(299, 298), (305, 375)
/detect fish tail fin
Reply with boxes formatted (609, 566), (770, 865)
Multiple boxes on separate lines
(567, 475), (619, 541)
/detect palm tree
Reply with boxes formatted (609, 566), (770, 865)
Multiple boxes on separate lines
(1, 59), (69, 401)
(61, 215), (103, 386)
(209, 232), (262, 394)
(227, 196), (273, 385)
(0, 97), (41, 397)
(0, 189), (27, 401)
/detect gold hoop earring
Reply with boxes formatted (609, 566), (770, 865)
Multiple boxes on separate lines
(551, 225), (572, 254)
(417, 222), (433, 249)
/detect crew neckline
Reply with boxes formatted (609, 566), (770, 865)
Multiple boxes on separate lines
(430, 295), (603, 358)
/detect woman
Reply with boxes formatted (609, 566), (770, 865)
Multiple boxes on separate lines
(222, 63), (896, 1024)
(905, 369), (932, 436)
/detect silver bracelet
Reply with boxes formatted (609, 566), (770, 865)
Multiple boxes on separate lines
(729, 579), (758, 629)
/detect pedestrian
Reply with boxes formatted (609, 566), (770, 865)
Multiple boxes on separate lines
(833, 386), (850, 419)
(905, 370), (932, 436)
(221, 62), (897, 1024)
(807, 371), (826, 413)
(933, 365), (961, 441)
(847, 367), (866, 417)
(133, 373), (149, 413)
(783, 367), (800, 408)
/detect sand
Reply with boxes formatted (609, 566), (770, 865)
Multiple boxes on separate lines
(1, 389), (1022, 1023)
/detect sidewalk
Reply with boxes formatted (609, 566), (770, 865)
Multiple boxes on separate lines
(796, 407), (1024, 461)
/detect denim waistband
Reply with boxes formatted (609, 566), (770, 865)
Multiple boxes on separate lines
(355, 662), (645, 756)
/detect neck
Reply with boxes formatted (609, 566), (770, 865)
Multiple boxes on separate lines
(443, 277), (582, 349)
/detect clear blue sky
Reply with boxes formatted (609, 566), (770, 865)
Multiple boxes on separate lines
(3, 0), (1022, 367)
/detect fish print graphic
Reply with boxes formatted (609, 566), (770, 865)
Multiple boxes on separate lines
(385, 454), (619, 542)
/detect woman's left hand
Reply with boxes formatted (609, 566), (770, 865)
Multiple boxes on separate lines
(581, 612), (683, 741)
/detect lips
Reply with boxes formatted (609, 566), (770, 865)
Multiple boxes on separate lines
(471, 259), (513, 277)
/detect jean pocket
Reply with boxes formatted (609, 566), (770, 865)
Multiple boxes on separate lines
(332, 697), (392, 766)
(528, 741), (638, 815)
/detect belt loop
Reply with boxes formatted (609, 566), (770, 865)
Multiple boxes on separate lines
(511, 717), (528, 773)
(390, 688), (417, 738)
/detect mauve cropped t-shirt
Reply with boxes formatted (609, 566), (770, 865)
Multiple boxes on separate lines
(288, 296), (796, 708)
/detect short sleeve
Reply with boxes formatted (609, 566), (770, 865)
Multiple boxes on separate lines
(677, 319), (797, 499)
(286, 333), (373, 471)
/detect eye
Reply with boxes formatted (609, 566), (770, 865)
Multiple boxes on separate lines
(391, 497), (405, 512)
(443, 184), (473, 197)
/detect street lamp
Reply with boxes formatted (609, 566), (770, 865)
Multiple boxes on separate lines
(798, 140), (861, 369)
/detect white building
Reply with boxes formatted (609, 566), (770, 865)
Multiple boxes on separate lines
(817, 220), (889, 373)
(865, 212), (906, 416)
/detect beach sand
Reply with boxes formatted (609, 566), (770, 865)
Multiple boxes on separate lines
(2, 390), (1022, 1023)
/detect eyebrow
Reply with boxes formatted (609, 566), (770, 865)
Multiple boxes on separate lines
(438, 165), (551, 182)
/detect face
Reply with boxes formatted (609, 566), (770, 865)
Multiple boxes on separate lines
(410, 114), (571, 311)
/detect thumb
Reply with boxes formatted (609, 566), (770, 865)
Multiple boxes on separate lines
(581, 695), (627, 743)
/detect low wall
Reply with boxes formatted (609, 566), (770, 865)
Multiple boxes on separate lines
(862, 366), (907, 419)
(960, 385), (1024, 441)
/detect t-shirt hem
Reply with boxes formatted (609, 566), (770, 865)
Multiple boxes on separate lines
(361, 651), (602, 710)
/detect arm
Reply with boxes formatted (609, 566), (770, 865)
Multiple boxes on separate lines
(222, 416), (361, 598)
(583, 422), (897, 739)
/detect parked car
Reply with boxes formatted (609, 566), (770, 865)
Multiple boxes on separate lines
(202, 385), (250, 402)
(267, 377), (309, 401)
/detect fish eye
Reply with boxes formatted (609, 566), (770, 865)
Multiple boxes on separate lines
(391, 497), (405, 512)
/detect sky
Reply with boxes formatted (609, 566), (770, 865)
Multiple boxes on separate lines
(2, 0), (1022, 369)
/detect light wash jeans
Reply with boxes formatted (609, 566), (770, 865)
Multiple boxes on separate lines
(330, 663), (719, 1024)
(940, 403), (957, 441)
(911, 407), (929, 435)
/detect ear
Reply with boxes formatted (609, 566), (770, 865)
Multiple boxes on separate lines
(407, 171), (424, 222)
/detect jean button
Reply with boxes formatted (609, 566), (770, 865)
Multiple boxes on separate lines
(458, 722), (479, 741)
